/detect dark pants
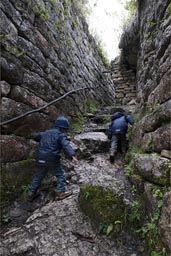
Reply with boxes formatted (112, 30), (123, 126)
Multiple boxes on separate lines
(29, 161), (66, 193)
(110, 134), (127, 155)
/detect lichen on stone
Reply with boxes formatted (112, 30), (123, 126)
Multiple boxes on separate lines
(78, 185), (127, 237)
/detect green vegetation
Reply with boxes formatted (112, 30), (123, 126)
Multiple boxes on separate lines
(134, 113), (142, 122)
(125, 158), (135, 176)
(70, 115), (86, 133)
(96, 44), (110, 67)
(48, 0), (57, 8)
(137, 187), (167, 255)
(121, 0), (137, 26)
(148, 138), (154, 152)
(166, 3), (171, 14)
(88, 103), (98, 113)
(128, 200), (141, 224)
(33, 3), (50, 21)
(79, 185), (127, 237)
(76, 0), (90, 18)
(125, 0), (137, 18)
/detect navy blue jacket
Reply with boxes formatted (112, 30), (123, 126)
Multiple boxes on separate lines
(108, 113), (134, 139)
(33, 128), (75, 163)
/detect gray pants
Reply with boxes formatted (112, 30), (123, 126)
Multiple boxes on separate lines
(110, 134), (127, 155)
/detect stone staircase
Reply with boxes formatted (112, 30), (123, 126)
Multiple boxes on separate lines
(111, 59), (137, 105)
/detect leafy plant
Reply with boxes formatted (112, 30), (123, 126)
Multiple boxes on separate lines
(137, 187), (167, 254)
(131, 185), (137, 193)
(71, 115), (86, 133)
(123, 0), (137, 23)
(134, 113), (142, 122)
(33, 4), (49, 21)
(125, 159), (135, 176)
(128, 200), (141, 223)
(106, 223), (113, 236)
(85, 191), (90, 200)
(21, 185), (29, 199)
(166, 3), (171, 14)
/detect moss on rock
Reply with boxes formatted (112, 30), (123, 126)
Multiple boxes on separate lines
(78, 185), (127, 237)
(1, 159), (36, 207)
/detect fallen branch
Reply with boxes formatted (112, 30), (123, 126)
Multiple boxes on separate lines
(0, 87), (90, 126)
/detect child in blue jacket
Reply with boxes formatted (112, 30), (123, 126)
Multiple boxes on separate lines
(27, 116), (78, 201)
(108, 112), (134, 163)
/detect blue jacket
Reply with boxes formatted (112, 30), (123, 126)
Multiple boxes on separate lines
(108, 113), (134, 139)
(33, 128), (75, 163)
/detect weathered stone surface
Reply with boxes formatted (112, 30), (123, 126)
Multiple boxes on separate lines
(74, 132), (110, 154)
(148, 69), (171, 106)
(1, 0), (115, 140)
(1, 57), (24, 85)
(0, 135), (31, 163)
(159, 190), (171, 251)
(0, 153), (137, 256)
(142, 124), (171, 153)
(161, 150), (171, 159)
(134, 153), (170, 186)
(144, 182), (159, 218)
(1, 159), (37, 203)
(0, 196), (122, 256)
(79, 185), (127, 237)
(111, 59), (136, 105)
(1, 97), (52, 136)
(140, 100), (171, 132)
(0, 80), (11, 96)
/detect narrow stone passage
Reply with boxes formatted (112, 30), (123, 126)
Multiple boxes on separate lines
(0, 105), (146, 256)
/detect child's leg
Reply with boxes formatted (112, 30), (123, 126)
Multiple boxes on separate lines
(110, 135), (118, 162)
(51, 162), (66, 192)
(120, 134), (127, 154)
(110, 134), (118, 155)
(29, 165), (48, 193)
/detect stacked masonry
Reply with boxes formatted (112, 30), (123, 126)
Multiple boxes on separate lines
(111, 61), (136, 105)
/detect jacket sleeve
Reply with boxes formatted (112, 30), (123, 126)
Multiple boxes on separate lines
(33, 132), (42, 142)
(58, 134), (75, 159)
(126, 115), (134, 125)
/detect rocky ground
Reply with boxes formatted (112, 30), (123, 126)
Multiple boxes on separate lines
(0, 105), (147, 256)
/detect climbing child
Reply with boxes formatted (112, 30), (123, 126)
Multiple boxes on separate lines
(107, 111), (134, 163)
(27, 116), (78, 202)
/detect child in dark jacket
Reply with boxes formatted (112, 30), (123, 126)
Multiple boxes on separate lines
(27, 116), (78, 201)
(108, 112), (134, 163)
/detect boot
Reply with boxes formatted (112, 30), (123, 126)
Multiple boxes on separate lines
(55, 190), (73, 201)
(27, 191), (37, 202)
(109, 154), (115, 163)
(109, 150), (116, 163)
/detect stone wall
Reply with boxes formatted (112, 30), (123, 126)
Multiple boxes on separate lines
(119, 0), (171, 251)
(0, 0), (116, 201)
(1, 0), (115, 140)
